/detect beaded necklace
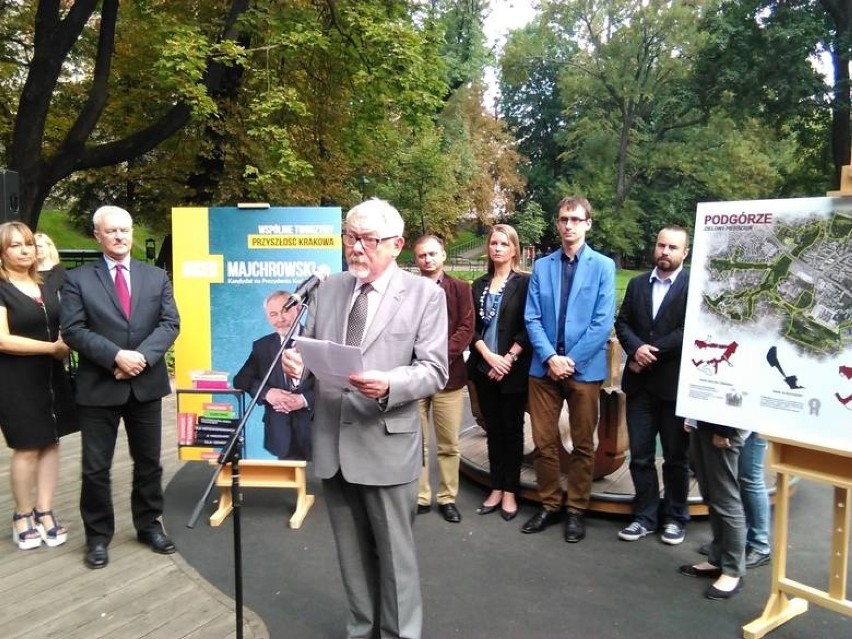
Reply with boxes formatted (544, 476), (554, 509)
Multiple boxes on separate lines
(479, 275), (509, 325)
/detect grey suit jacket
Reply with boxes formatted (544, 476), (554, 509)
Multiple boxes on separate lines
(305, 264), (448, 485)
(61, 257), (180, 406)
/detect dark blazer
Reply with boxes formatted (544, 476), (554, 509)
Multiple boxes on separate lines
(233, 332), (314, 460)
(615, 268), (689, 401)
(60, 257), (180, 405)
(439, 274), (475, 391)
(468, 271), (531, 394)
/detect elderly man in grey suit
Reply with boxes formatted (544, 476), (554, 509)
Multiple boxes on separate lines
(284, 199), (448, 639)
(61, 205), (180, 570)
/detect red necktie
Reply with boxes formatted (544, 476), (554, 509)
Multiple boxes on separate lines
(114, 263), (131, 317)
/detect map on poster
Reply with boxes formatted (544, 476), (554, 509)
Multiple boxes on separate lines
(676, 197), (852, 453)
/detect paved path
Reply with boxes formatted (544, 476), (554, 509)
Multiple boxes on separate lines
(0, 392), (268, 639)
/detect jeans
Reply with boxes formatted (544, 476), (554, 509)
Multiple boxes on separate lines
(739, 432), (771, 554)
(625, 391), (690, 529)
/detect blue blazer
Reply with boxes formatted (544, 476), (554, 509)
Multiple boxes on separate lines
(525, 245), (616, 381)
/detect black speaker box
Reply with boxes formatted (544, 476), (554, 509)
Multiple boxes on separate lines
(0, 170), (21, 222)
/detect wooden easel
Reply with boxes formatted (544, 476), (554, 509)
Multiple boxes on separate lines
(209, 460), (315, 529)
(742, 437), (852, 638)
(743, 174), (852, 637)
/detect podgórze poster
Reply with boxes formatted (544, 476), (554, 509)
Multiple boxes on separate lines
(173, 206), (342, 460)
(676, 197), (852, 453)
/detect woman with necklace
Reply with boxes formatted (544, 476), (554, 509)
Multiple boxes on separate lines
(468, 224), (530, 521)
(0, 222), (76, 549)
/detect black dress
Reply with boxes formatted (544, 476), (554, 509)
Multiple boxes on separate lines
(0, 280), (77, 449)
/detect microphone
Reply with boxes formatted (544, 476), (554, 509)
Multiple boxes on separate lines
(283, 265), (331, 310)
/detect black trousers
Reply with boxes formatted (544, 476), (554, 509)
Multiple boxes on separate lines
(79, 395), (164, 544)
(470, 369), (526, 493)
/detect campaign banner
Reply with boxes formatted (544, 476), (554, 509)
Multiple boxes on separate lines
(676, 197), (852, 453)
(172, 206), (342, 460)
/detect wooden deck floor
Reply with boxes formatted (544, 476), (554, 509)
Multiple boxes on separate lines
(0, 392), (268, 639)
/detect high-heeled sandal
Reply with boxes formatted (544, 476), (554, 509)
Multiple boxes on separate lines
(12, 512), (43, 550)
(33, 509), (68, 547)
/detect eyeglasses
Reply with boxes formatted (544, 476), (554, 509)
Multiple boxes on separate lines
(342, 233), (397, 250)
(557, 216), (589, 226)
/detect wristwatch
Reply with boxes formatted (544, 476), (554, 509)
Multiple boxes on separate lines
(508, 351), (519, 362)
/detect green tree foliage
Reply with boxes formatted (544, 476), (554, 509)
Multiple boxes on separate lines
(499, 0), (811, 263)
(1, 0), (525, 245)
(499, 19), (576, 213)
(693, 0), (833, 194)
(509, 200), (547, 247)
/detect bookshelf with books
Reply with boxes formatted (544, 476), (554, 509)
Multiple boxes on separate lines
(176, 388), (245, 461)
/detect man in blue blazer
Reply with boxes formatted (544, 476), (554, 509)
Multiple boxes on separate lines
(523, 196), (616, 542)
(234, 290), (313, 460)
(615, 226), (691, 545)
(61, 206), (180, 569)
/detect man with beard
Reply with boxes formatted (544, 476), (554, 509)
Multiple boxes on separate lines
(283, 199), (448, 639)
(615, 226), (691, 545)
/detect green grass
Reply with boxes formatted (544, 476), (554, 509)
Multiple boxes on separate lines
(37, 209), (168, 261)
(446, 266), (644, 307)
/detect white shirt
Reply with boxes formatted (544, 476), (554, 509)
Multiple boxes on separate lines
(649, 265), (683, 319)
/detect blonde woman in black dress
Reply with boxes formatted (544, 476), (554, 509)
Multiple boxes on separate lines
(0, 222), (75, 549)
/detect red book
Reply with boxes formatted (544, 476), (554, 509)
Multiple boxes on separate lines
(192, 380), (230, 390)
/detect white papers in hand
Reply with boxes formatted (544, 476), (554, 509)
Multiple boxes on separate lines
(291, 336), (363, 391)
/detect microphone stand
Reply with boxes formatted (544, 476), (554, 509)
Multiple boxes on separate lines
(187, 300), (311, 639)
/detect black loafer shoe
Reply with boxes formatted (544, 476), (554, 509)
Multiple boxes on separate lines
(679, 564), (722, 578)
(521, 508), (561, 534)
(438, 503), (461, 523)
(137, 525), (176, 555)
(500, 508), (518, 521)
(416, 503), (432, 515)
(564, 512), (586, 543)
(85, 542), (109, 569)
(477, 502), (500, 515)
(705, 578), (744, 600)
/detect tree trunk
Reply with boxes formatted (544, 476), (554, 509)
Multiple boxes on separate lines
(7, 0), (251, 229)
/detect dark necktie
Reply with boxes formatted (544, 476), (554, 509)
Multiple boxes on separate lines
(114, 263), (131, 318)
(345, 284), (372, 346)
(556, 256), (576, 355)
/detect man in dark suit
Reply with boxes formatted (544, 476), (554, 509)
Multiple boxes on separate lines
(61, 205), (180, 569)
(283, 199), (448, 639)
(412, 234), (474, 523)
(615, 225), (691, 545)
(233, 290), (313, 460)
(523, 196), (616, 543)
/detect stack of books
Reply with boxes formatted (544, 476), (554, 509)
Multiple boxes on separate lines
(178, 402), (239, 447)
(189, 370), (231, 390)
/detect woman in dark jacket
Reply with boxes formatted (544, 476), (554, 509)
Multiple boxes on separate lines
(468, 224), (530, 521)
